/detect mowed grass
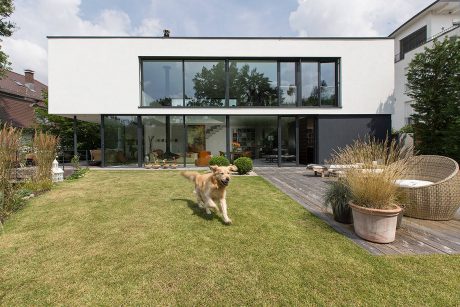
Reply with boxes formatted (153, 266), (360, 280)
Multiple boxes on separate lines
(1, 171), (459, 305)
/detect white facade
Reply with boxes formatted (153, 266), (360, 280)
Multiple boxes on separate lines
(390, 0), (460, 129)
(48, 37), (394, 120)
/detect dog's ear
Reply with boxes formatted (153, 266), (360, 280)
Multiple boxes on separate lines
(228, 165), (238, 172)
(209, 165), (219, 173)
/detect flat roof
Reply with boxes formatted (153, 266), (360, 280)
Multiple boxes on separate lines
(47, 36), (392, 40)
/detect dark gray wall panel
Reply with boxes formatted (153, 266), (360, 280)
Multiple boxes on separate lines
(317, 115), (391, 163)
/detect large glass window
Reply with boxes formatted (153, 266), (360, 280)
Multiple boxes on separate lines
(301, 62), (319, 106)
(104, 116), (138, 165)
(280, 117), (297, 165)
(140, 58), (338, 108)
(142, 116), (184, 165)
(320, 62), (336, 106)
(280, 62), (297, 107)
(229, 61), (278, 107)
(185, 116), (226, 166)
(184, 61), (225, 107)
(229, 116), (277, 165)
(142, 61), (183, 107)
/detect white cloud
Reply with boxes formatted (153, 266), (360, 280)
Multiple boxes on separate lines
(2, 0), (163, 83)
(289, 0), (433, 37)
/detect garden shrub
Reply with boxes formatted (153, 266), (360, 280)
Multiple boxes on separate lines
(209, 155), (230, 166)
(234, 157), (253, 175)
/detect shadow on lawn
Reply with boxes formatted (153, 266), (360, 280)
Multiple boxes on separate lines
(171, 198), (229, 225)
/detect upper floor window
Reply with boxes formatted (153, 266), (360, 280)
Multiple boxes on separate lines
(142, 60), (183, 107)
(400, 26), (427, 60)
(229, 60), (278, 107)
(140, 58), (339, 108)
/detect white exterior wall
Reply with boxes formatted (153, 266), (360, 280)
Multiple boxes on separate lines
(392, 1), (460, 130)
(48, 37), (394, 117)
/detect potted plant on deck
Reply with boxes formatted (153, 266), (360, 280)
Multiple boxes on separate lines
(324, 181), (352, 224)
(329, 137), (412, 243)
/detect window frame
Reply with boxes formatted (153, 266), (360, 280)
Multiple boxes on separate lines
(139, 56), (341, 108)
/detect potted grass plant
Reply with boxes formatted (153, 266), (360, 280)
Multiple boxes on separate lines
(329, 136), (412, 243)
(324, 181), (352, 224)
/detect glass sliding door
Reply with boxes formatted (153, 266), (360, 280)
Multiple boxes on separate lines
(142, 116), (184, 165)
(280, 116), (297, 166)
(104, 116), (138, 166)
(229, 116), (277, 166)
(185, 116), (226, 167)
(299, 116), (316, 165)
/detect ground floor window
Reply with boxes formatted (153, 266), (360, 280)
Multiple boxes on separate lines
(101, 115), (317, 167)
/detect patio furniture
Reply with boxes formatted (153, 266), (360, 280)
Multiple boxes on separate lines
(89, 149), (102, 166)
(398, 155), (460, 221)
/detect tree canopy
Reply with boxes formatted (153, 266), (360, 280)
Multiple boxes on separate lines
(406, 37), (460, 161)
(0, 0), (15, 78)
(35, 91), (101, 151)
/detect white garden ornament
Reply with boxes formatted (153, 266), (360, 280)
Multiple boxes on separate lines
(52, 158), (64, 182)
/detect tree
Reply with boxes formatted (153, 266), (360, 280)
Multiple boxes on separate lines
(0, 0), (15, 78)
(191, 62), (278, 107)
(406, 37), (460, 161)
(35, 91), (101, 151)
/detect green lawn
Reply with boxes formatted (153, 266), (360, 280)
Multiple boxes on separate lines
(0, 171), (459, 305)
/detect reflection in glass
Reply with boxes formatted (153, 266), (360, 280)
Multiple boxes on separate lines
(184, 61), (225, 107)
(320, 62), (336, 106)
(104, 116), (138, 165)
(280, 62), (297, 107)
(229, 61), (278, 107)
(301, 62), (319, 106)
(229, 116), (277, 164)
(185, 116), (226, 166)
(280, 117), (297, 165)
(142, 61), (183, 107)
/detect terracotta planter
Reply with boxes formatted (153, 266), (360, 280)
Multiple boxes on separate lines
(349, 202), (402, 243)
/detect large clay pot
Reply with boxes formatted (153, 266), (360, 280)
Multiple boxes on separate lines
(349, 202), (401, 243)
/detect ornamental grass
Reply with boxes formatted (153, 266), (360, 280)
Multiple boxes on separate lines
(328, 136), (413, 209)
(0, 125), (22, 221)
(33, 130), (59, 189)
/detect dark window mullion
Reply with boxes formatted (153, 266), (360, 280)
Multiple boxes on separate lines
(182, 61), (185, 107)
(296, 60), (301, 107)
(277, 61), (281, 107)
(318, 62), (321, 107)
(225, 60), (229, 107)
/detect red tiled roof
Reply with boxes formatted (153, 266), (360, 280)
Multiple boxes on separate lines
(0, 70), (47, 103)
(0, 95), (38, 128)
(0, 70), (47, 128)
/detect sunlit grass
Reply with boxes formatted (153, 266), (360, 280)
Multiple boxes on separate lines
(0, 171), (459, 305)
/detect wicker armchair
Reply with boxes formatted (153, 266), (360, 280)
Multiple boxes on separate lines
(400, 155), (460, 220)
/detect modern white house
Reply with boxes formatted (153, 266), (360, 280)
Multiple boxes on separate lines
(390, 0), (460, 130)
(48, 37), (394, 167)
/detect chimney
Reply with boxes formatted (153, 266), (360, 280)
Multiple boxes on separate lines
(163, 29), (170, 38)
(24, 69), (35, 90)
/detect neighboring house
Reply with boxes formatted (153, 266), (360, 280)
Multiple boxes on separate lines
(0, 69), (47, 129)
(390, 0), (460, 130)
(48, 36), (394, 167)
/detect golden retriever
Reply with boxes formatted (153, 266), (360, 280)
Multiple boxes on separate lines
(181, 165), (238, 224)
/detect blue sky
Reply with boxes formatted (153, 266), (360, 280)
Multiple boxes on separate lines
(3, 0), (434, 82)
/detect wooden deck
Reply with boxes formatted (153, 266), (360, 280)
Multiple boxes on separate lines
(255, 167), (460, 256)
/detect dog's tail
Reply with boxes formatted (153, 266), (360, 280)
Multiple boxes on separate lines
(181, 171), (199, 182)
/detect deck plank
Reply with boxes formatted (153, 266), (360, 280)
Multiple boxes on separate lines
(255, 167), (460, 256)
